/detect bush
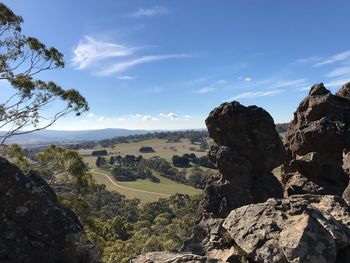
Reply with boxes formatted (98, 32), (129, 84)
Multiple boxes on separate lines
(139, 146), (155, 153)
(92, 150), (108, 156)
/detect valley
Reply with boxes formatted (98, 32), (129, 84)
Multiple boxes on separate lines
(81, 137), (210, 203)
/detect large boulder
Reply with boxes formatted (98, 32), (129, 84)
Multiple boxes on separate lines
(206, 101), (285, 171)
(223, 194), (350, 263)
(130, 251), (221, 263)
(0, 157), (100, 263)
(282, 83), (350, 197)
(202, 101), (285, 217)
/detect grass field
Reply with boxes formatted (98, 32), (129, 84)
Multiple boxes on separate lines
(80, 138), (207, 162)
(91, 169), (202, 204)
(81, 138), (204, 204)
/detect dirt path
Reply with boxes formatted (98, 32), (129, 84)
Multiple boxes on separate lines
(90, 169), (171, 197)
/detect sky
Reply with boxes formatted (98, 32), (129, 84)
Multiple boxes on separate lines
(2, 0), (350, 130)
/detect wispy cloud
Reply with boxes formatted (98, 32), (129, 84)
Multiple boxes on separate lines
(184, 115), (192, 120)
(195, 79), (227, 94)
(72, 36), (190, 76)
(325, 78), (350, 88)
(229, 89), (283, 100)
(326, 66), (350, 78)
(314, 50), (350, 67)
(117, 75), (137, 80)
(130, 6), (168, 18)
(72, 36), (133, 69)
(270, 78), (308, 89)
(159, 112), (178, 120)
(99, 54), (189, 75)
(87, 113), (95, 118)
(196, 86), (216, 94)
(142, 115), (157, 121)
(238, 76), (252, 82)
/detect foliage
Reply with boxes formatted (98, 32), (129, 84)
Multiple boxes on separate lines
(71, 130), (209, 150)
(52, 163), (202, 263)
(139, 146), (155, 153)
(4, 143), (204, 263)
(57, 183), (202, 263)
(111, 161), (160, 183)
(2, 143), (31, 170)
(172, 155), (190, 167)
(96, 156), (107, 167)
(92, 150), (108, 156)
(0, 3), (88, 144)
(36, 145), (93, 190)
(142, 156), (213, 189)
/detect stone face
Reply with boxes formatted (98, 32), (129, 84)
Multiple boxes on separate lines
(336, 82), (350, 99)
(223, 195), (350, 263)
(282, 83), (350, 197)
(0, 157), (100, 263)
(133, 82), (350, 263)
(342, 149), (350, 205)
(130, 251), (222, 263)
(202, 101), (285, 217)
(206, 101), (285, 171)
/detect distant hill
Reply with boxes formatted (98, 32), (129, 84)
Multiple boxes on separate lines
(1, 124), (287, 146)
(0, 129), (153, 145)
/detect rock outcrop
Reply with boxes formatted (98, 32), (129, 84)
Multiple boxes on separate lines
(342, 149), (350, 205)
(133, 83), (350, 263)
(131, 251), (220, 263)
(282, 83), (350, 197)
(203, 101), (285, 217)
(0, 157), (99, 263)
(223, 194), (350, 263)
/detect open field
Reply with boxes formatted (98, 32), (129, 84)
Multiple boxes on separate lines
(90, 168), (202, 204)
(81, 138), (206, 203)
(80, 138), (207, 162)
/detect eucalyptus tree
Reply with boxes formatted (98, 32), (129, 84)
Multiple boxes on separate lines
(0, 3), (88, 144)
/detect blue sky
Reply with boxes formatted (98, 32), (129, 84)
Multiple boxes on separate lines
(3, 0), (350, 130)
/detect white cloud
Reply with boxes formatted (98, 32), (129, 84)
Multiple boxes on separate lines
(313, 50), (350, 67)
(117, 75), (137, 80)
(325, 78), (350, 88)
(72, 36), (133, 69)
(159, 112), (178, 120)
(72, 36), (190, 76)
(270, 79), (308, 89)
(244, 77), (252, 82)
(87, 113), (95, 118)
(99, 54), (188, 75)
(196, 86), (216, 94)
(229, 89), (283, 100)
(326, 66), (350, 78)
(291, 56), (321, 65)
(131, 6), (168, 18)
(142, 115), (157, 121)
(167, 113), (177, 120)
(184, 115), (192, 120)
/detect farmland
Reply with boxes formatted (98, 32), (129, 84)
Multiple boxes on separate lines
(81, 138), (207, 203)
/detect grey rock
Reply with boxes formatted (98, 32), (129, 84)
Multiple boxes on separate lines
(342, 149), (350, 205)
(0, 157), (100, 263)
(223, 194), (350, 263)
(202, 101), (285, 217)
(282, 83), (350, 197)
